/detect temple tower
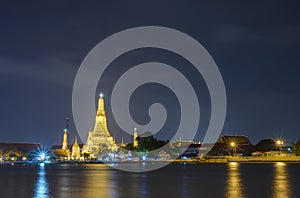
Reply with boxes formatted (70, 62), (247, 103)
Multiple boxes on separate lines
(120, 137), (126, 148)
(82, 93), (117, 156)
(133, 128), (138, 148)
(62, 129), (69, 150)
(62, 117), (70, 150)
(72, 137), (81, 159)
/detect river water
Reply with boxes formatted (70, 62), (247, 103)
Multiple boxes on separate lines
(0, 162), (299, 198)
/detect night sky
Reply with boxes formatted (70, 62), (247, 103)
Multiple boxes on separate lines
(1, 1), (300, 147)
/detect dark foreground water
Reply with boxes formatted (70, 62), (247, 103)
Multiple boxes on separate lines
(0, 162), (299, 198)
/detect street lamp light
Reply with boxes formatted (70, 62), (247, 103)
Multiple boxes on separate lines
(276, 140), (284, 156)
(230, 142), (236, 157)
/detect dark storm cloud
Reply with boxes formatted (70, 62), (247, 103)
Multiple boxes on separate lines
(212, 25), (300, 43)
(0, 57), (76, 86)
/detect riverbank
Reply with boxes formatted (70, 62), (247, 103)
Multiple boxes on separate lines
(175, 156), (300, 163)
(1, 156), (300, 165)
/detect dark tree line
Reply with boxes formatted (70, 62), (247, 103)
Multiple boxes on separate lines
(136, 135), (168, 152)
(122, 132), (168, 152)
(292, 139), (300, 156)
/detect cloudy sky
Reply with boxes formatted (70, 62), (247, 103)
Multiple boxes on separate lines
(0, 1), (300, 146)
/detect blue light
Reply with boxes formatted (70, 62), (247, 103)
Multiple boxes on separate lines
(40, 153), (45, 161)
(34, 147), (50, 162)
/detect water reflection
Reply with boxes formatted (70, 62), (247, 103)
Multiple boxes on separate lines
(80, 165), (112, 198)
(182, 174), (188, 198)
(33, 163), (51, 198)
(140, 173), (148, 198)
(226, 162), (244, 198)
(273, 162), (291, 198)
(109, 171), (120, 198)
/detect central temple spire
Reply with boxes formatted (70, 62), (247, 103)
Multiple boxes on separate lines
(96, 93), (108, 135)
(82, 92), (117, 156)
(97, 92), (105, 117)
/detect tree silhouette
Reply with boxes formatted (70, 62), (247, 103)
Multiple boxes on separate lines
(292, 139), (300, 156)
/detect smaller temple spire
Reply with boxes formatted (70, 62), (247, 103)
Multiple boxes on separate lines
(62, 128), (69, 150)
(62, 116), (70, 150)
(179, 135), (182, 147)
(120, 137), (126, 147)
(133, 128), (138, 148)
(74, 136), (78, 146)
(72, 136), (80, 159)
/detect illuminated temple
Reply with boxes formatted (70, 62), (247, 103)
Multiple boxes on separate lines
(82, 93), (117, 156)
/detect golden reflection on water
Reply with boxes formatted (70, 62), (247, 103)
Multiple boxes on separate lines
(226, 162), (244, 198)
(273, 162), (291, 198)
(53, 164), (114, 198)
(79, 164), (112, 198)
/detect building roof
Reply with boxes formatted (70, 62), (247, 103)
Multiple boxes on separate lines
(0, 142), (40, 153)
